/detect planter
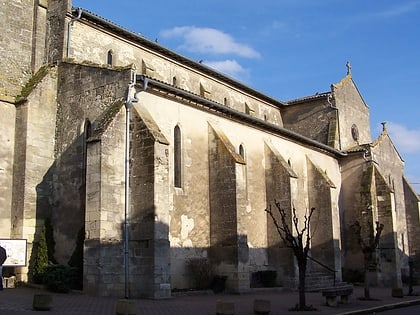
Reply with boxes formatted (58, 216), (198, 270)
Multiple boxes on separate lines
(115, 299), (136, 315)
(33, 294), (52, 311)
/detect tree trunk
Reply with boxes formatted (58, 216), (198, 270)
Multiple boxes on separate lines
(298, 260), (307, 309)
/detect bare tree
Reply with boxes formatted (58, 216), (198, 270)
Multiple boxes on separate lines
(266, 200), (315, 310)
(350, 220), (384, 299)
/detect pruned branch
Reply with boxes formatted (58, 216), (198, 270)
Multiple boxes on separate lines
(265, 201), (315, 254)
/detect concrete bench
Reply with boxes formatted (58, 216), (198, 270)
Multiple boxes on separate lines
(322, 284), (353, 307)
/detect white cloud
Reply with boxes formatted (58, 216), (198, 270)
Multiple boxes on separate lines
(375, 1), (420, 18)
(387, 122), (420, 154)
(203, 59), (249, 78)
(160, 26), (260, 59)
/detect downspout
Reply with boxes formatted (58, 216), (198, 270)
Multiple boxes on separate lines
(123, 72), (148, 299)
(66, 8), (82, 58)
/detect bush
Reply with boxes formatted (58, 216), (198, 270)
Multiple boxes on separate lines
(33, 225), (49, 284)
(251, 270), (277, 288)
(187, 258), (213, 290)
(43, 264), (76, 293)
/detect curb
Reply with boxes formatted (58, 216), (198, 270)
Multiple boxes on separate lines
(338, 298), (420, 314)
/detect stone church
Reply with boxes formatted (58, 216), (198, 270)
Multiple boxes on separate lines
(1, 0), (419, 298)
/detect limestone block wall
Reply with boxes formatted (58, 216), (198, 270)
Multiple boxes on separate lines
(332, 75), (371, 150)
(403, 178), (420, 273)
(371, 135), (408, 270)
(281, 98), (336, 146)
(306, 157), (339, 280)
(10, 67), (58, 281)
(128, 104), (171, 299)
(264, 142), (297, 286)
(136, 85), (341, 291)
(0, 0), (36, 102)
(68, 18), (283, 126)
(54, 63), (131, 265)
(84, 106), (126, 296)
(0, 101), (16, 238)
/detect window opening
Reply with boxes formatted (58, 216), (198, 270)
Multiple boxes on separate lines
(174, 125), (182, 188)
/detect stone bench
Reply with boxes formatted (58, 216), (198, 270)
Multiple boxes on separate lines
(322, 284), (353, 307)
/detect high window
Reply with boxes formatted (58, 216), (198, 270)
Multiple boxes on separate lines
(174, 125), (182, 188)
(107, 50), (113, 66)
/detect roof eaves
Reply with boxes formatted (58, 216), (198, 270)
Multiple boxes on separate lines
(72, 7), (288, 108)
(287, 92), (331, 105)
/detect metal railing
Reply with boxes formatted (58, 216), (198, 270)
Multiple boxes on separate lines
(307, 255), (337, 286)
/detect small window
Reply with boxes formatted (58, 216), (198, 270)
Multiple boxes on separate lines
(351, 124), (359, 141)
(174, 125), (182, 188)
(224, 97), (229, 106)
(172, 76), (177, 86)
(239, 144), (245, 159)
(107, 50), (113, 66)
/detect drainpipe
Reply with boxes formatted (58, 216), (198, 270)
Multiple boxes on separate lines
(66, 8), (82, 58)
(123, 73), (148, 299)
(124, 75), (135, 299)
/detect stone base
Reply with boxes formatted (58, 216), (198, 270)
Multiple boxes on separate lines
(392, 287), (404, 298)
(254, 299), (271, 315)
(115, 299), (136, 315)
(33, 294), (52, 311)
(216, 301), (234, 315)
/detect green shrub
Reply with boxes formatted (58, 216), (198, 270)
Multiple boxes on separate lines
(33, 225), (49, 284)
(187, 258), (213, 290)
(43, 264), (76, 293)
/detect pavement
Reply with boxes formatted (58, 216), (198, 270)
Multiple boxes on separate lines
(1, 285), (420, 315)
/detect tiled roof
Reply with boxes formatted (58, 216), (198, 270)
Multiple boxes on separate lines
(287, 92), (331, 105)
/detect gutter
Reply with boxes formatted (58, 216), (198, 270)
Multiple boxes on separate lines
(136, 75), (347, 158)
(66, 7), (82, 58)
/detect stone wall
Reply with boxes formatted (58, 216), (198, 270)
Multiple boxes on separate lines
(281, 97), (336, 146)
(10, 67), (58, 281)
(0, 101), (16, 238)
(55, 63), (131, 264)
(333, 75), (372, 150)
(69, 18), (283, 126)
(0, 0), (36, 101)
(264, 142), (297, 286)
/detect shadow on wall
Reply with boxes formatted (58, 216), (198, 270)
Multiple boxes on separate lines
(20, 132), (87, 285)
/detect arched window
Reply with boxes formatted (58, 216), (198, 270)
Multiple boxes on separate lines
(239, 144), (245, 159)
(174, 125), (182, 188)
(107, 50), (113, 66)
(239, 144), (248, 199)
(172, 76), (177, 86)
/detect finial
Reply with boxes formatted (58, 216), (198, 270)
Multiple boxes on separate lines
(346, 61), (352, 75)
(381, 121), (387, 132)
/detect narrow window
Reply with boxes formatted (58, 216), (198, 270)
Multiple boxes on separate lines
(172, 76), (177, 86)
(239, 144), (245, 159)
(224, 97), (228, 106)
(239, 144), (248, 199)
(174, 125), (182, 188)
(107, 50), (113, 66)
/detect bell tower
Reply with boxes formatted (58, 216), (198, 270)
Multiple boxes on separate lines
(0, 0), (71, 102)
(46, 0), (72, 64)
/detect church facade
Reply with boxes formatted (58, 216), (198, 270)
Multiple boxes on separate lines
(0, 0), (419, 298)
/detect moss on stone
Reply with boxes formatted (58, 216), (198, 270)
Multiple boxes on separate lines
(15, 65), (50, 104)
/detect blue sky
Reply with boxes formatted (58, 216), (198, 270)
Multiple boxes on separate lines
(73, 0), (420, 192)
